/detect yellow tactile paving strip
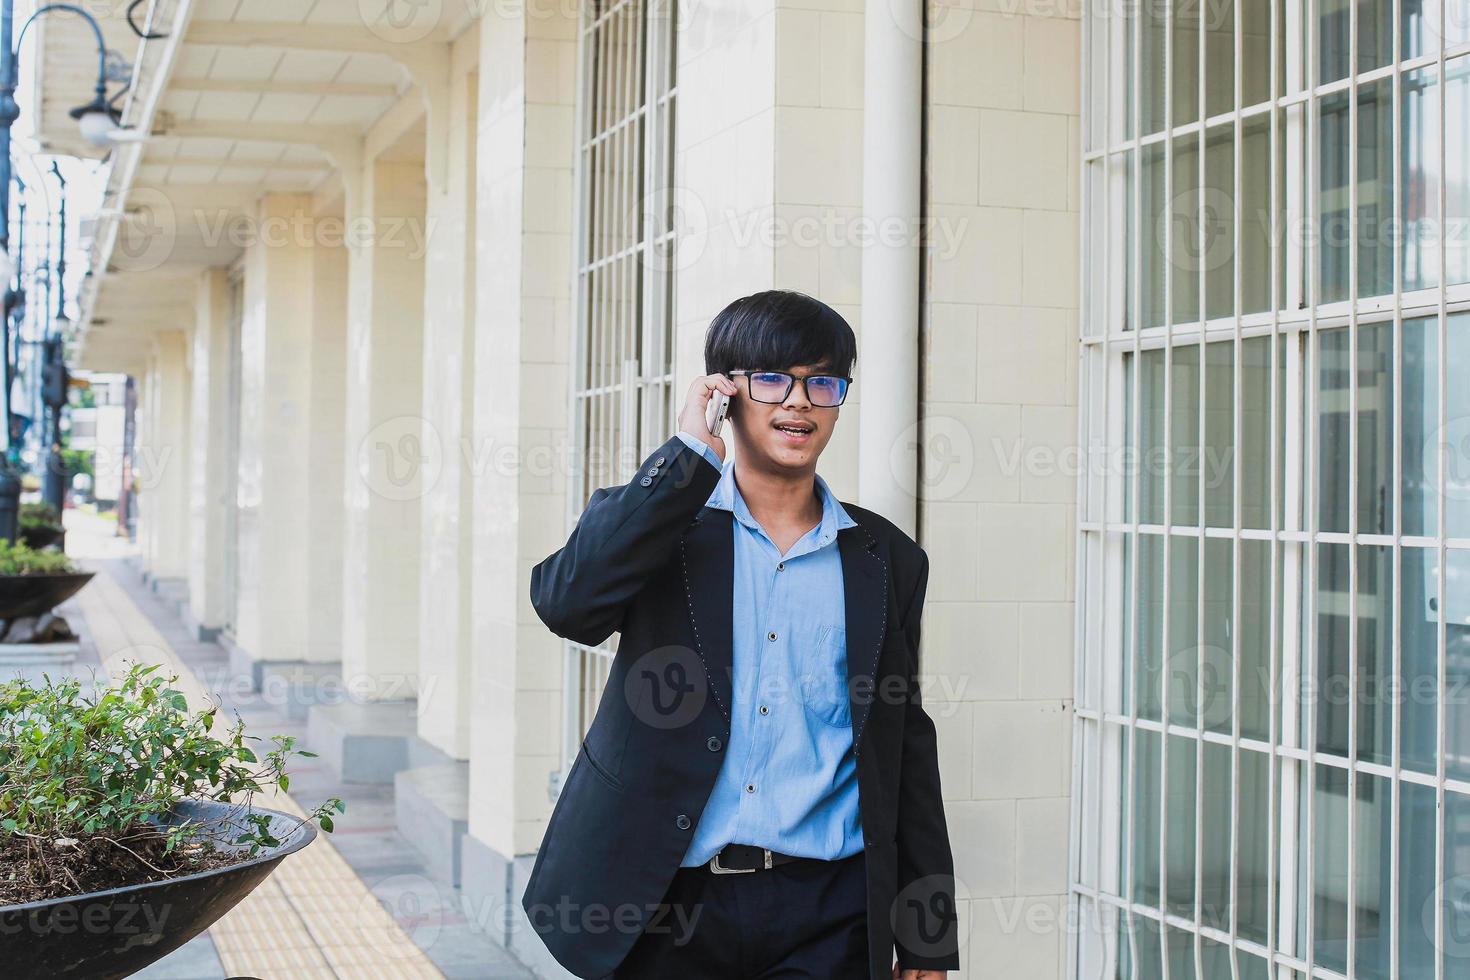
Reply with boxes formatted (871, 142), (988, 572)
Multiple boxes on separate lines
(72, 565), (444, 980)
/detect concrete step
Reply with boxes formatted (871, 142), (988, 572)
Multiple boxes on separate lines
(307, 699), (450, 783)
(258, 659), (345, 721)
(395, 762), (470, 887)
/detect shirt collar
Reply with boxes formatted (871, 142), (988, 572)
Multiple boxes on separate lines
(705, 456), (858, 550)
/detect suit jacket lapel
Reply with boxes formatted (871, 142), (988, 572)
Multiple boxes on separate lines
(839, 523), (888, 748)
(679, 507), (735, 720)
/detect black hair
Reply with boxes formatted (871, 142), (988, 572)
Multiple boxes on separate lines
(703, 290), (858, 379)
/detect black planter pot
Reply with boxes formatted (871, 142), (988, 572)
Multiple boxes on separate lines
(0, 571), (95, 621)
(19, 524), (65, 550)
(0, 800), (318, 980)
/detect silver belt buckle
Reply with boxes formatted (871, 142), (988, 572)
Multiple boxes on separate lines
(708, 847), (771, 874)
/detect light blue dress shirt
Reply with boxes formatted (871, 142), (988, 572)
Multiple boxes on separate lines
(674, 431), (864, 866)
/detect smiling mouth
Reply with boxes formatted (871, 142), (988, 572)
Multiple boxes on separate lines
(773, 421), (814, 440)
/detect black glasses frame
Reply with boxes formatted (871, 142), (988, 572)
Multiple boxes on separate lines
(727, 369), (853, 406)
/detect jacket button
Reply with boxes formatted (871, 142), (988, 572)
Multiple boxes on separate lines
(640, 476), (653, 487)
(655, 455), (666, 466)
(649, 467), (660, 476)
(706, 736), (723, 752)
(676, 813), (692, 830)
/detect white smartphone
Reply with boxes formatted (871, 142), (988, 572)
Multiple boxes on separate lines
(706, 388), (731, 438)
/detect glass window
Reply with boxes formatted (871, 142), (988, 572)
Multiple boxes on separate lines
(565, 0), (678, 769)
(1078, 0), (1470, 974)
(1403, 60), (1470, 292)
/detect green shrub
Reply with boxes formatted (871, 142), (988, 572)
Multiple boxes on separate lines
(0, 539), (76, 575)
(0, 663), (343, 858)
(19, 502), (61, 529)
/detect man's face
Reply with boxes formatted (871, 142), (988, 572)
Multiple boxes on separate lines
(730, 362), (841, 472)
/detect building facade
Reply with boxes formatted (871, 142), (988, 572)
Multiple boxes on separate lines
(32, 0), (1470, 977)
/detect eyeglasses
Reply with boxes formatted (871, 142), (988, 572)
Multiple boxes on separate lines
(727, 369), (852, 407)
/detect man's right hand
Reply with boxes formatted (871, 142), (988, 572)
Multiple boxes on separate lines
(677, 373), (738, 464)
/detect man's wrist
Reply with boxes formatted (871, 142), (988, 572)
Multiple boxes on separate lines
(676, 430), (723, 470)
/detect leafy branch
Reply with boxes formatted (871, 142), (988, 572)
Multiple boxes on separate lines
(0, 663), (343, 858)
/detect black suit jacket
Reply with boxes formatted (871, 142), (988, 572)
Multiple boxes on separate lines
(523, 433), (960, 979)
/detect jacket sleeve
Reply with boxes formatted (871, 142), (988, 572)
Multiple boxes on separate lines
(529, 433), (722, 647)
(892, 548), (962, 972)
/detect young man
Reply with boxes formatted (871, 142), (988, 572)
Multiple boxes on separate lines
(524, 290), (958, 979)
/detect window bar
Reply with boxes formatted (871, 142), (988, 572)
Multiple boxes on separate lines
(1071, 0), (1101, 968)
(1158, 0), (1181, 963)
(594, 7), (611, 493)
(611, 1), (629, 480)
(622, 0), (638, 470)
(643, 0), (664, 445)
(595, 0), (615, 697)
(1193, 0), (1209, 966)
(1389, 0), (1404, 971)
(1266, 0), (1285, 971)
(1303, 0), (1323, 968)
(1095, 0), (1129, 963)
(1277, 53), (1307, 980)
(1096, 0), (1132, 964)
(1433, 3), (1449, 978)
(1124, 0), (1145, 968)
(564, 0), (598, 772)
(1159, 0), (1178, 965)
(592, 2), (615, 703)
(630, 0), (646, 456)
(1229, 0), (1247, 967)
(1345, 0), (1361, 972)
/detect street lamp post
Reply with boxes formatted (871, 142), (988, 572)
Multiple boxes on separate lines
(0, 1), (120, 541)
(42, 162), (68, 512)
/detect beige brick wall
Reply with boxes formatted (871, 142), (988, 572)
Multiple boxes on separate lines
(923, 0), (1081, 975)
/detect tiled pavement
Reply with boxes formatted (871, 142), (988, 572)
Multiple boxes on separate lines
(61, 514), (533, 980)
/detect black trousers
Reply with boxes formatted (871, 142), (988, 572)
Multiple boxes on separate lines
(609, 852), (869, 979)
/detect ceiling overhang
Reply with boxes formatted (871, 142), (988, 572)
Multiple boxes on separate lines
(32, 1), (465, 374)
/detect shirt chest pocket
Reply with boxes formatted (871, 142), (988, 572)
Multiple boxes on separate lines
(798, 625), (852, 729)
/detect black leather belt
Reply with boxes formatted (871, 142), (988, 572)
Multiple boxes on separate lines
(706, 843), (803, 874)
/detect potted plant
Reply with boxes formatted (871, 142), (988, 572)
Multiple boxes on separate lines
(0, 539), (94, 623)
(0, 663), (344, 979)
(19, 502), (65, 551)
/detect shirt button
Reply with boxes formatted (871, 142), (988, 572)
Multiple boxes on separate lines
(767, 630), (778, 642)
(640, 476), (653, 487)
(777, 562), (785, 571)
(745, 783), (756, 794)
(676, 814), (692, 830)
(759, 705), (769, 715)
(707, 736), (723, 752)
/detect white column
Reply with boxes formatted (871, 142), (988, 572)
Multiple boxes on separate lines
(418, 35), (479, 759)
(467, 6), (575, 860)
(305, 217), (349, 665)
(186, 269), (234, 632)
(235, 193), (317, 666)
(341, 156), (428, 695)
(858, 0), (922, 536)
(138, 330), (191, 581)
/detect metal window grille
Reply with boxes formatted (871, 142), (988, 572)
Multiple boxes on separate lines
(1075, 0), (1470, 977)
(560, 0), (679, 777)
